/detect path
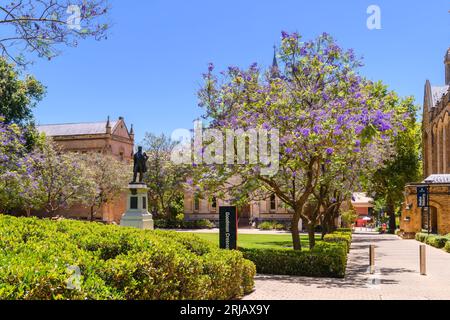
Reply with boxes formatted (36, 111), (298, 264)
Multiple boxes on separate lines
(244, 232), (450, 300)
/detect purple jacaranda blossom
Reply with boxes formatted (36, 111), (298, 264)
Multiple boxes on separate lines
(326, 148), (334, 155)
(285, 147), (293, 154)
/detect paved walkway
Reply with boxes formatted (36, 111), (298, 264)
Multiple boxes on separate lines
(244, 232), (450, 300)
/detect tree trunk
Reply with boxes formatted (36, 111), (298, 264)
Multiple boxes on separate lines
(90, 206), (95, 222)
(307, 223), (316, 249)
(387, 202), (396, 234)
(26, 208), (31, 217)
(291, 213), (302, 251)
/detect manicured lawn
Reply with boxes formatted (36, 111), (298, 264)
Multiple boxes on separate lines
(189, 233), (321, 250)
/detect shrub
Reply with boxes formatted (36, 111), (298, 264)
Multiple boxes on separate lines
(425, 235), (449, 249)
(240, 241), (347, 278)
(415, 232), (430, 243)
(0, 215), (255, 300)
(182, 219), (215, 229)
(258, 221), (274, 230)
(257, 221), (288, 231)
(323, 231), (352, 252)
(444, 241), (450, 253)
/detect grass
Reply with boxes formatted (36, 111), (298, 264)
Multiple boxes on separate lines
(189, 233), (320, 250)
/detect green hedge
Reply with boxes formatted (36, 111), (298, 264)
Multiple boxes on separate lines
(258, 221), (286, 231)
(323, 231), (352, 252)
(240, 241), (347, 278)
(444, 241), (450, 253)
(416, 232), (450, 250)
(0, 215), (255, 300)
(154, 218), (215, 229)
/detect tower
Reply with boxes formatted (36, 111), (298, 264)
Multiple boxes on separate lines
(270, 45), (279, 78)
(445, 48), (450, 85)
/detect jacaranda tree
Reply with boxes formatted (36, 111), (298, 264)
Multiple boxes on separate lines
(0, 0), (110, 66)
(195, 32), (410, 250)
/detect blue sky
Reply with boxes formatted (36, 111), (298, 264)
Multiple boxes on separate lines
(28, 0), (450, 143)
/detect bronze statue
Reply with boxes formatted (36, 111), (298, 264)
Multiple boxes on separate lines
(132, 146), (149, 184)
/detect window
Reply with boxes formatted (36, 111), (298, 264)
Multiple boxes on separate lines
(270, 194), (276, 211)
(211, 197), (217, 212)
(194, 194), (200, 212)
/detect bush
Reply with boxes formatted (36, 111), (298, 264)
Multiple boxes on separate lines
(257, 221), (288, 231)
(323, 231), (352, 252)
(0, 215), (255, 300)
(444, 241), (450, 253)
(182, 219), (215, 229)
(425, 235), (449, 249)
(240, 241), (347, 278)
(415, 232), (430, 243)
(258, 221), (274, 230)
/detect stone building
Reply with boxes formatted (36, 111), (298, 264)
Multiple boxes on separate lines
(183, 189), (299, 228)
(400, 48), (450, 238)
(37, 116), (134, 223)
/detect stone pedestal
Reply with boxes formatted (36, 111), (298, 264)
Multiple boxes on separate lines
(120, 183), (154, 230)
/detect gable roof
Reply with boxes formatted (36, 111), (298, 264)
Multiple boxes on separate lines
(37, 120), (119, 136)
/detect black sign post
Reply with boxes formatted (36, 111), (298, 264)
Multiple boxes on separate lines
(417, 186), (430, 234)
(219, 206), (237, 250)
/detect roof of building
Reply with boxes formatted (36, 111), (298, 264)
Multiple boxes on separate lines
(351, 192), (374, 207)
(423, 174), (450, 184)
(37, 120), (119, 136)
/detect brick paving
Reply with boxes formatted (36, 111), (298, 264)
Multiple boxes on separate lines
(243, 232), (450, 300)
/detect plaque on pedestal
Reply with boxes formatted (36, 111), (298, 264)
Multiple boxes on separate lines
(120, 183), (154, 230)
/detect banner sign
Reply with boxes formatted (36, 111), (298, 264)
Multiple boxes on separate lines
(219, 206), (237, 250)
(417, 186), (429, 208)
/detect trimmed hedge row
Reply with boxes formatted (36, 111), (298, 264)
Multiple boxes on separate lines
(415, 232), (450, 250)
(240, 231), (351, 278)
(323, 231), (352, 252)
(154, 218), (215, 229)
(0, 215), (255, 300)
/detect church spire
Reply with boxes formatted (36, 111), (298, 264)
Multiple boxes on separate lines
(445, 48), (450, 85)
(272, 45), (278, 69)
(270, 45), (279, 78)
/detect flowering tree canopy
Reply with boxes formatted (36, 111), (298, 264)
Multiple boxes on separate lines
(196, 32), (412, 250)
(0, 0), (110, 66)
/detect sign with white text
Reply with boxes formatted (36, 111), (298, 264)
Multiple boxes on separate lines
(417, 186), (429, 208)
(219, 206), (237, 250)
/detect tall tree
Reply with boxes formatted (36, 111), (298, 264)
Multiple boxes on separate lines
(81, 153), (129, 221)
(141, 133), (191, 218)
(21, 138), (95, 215)
(196, 32), (408, 250)
(0, 0), (110, 66)
(368, 100), (421, 233)
(0, 57), (45, 124)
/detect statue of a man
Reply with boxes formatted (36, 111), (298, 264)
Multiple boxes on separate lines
(132, 146), (149, 184)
